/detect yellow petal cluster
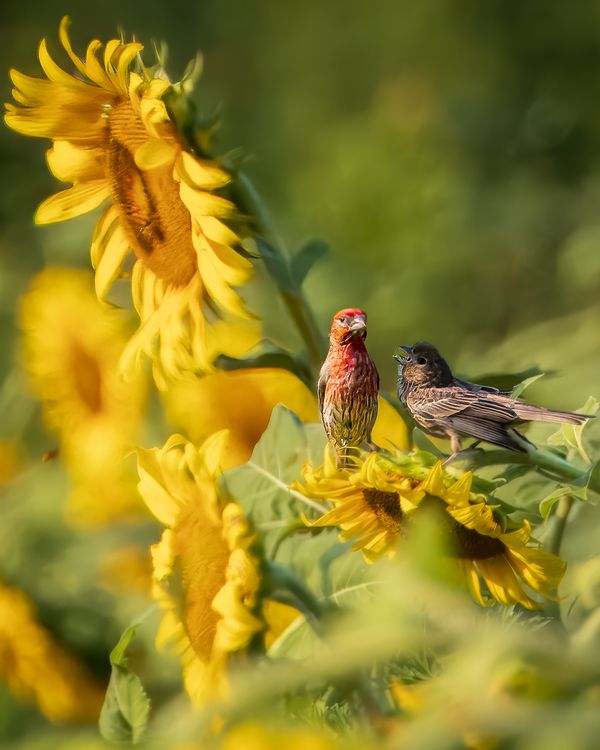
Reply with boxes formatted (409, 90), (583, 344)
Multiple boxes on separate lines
(137, 432), (264, 704)
(0, 581), (103, 721)
(295, 453), (566, 608)
(19, 267), (145, 525)
(5, 17), (259, 385)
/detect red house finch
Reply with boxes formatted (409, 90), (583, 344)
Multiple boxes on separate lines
(319, 308), (379, 467)
(395, 341), (590, 459)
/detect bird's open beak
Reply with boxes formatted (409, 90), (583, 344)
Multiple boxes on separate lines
(393, 346), (411, 365)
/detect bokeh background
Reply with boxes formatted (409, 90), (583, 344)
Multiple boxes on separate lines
(1, 1), (599, 747)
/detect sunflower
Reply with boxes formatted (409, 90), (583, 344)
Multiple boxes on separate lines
(137, 431), (266, 704)
(294, 453), (566, 608)
(19, 267), (145, 525)
(0, 581), (103, 721)
(6, 18), (259, 385)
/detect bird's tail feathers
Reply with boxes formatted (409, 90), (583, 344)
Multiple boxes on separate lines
(512, 403), (591, 425)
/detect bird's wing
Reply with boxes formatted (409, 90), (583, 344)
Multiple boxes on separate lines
(453, 378), (510, 396)
(445, 414), (526, 451)
(317, 361), (329, 417)
(412, 389), (518, 423)
(410, 390), (525, 451)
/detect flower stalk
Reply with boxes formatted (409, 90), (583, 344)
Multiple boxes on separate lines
(232, 171), (326, 379)
(547, 494), (575, 556)
(264, 560), (326, 635)
(456, 444), (596, 489)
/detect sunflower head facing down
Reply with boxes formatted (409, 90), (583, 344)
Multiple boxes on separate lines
(137, 431), (266, 704)
(6, 17), (260, 386)
(294, 452), (566, 609)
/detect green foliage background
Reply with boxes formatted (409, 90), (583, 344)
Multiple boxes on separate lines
(1, 1), (600, 748)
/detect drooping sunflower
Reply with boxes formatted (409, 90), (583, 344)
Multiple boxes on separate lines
(294, 453), (566, 609)
(6, 18), (259, 385)
(0, 581), (104, 721)
(19, 267), (145, 525)
(137, 431), (266, 704)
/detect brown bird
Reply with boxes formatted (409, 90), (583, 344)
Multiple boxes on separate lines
(394, 341), (590, 459)
(319, 308), (379, 467)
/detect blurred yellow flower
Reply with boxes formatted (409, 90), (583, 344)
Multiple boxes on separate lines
(0, 581), (103, 721)
(19, 267), (145, 525)
(295, 454), (566, 608)
(165, 368), (319, 469)
(5, 17), (259, 385)
(137, 432), (265, 704)
(391, 681), (498, 750)
(99, 545), (152, 595)
(165, 369), (408, 470)
(0, 441), (23, 485)
(217, 723), (339, 750)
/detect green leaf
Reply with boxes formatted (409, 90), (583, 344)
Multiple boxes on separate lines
(290, 239), (329, 287)
(547, 396), (599, 461)
(216, 342), (312, 386)
(220, 405), (327, 552)
(538, 462), (600, 519)
(511, 373), (546, 399)
(466, 367), (551, 392)
(99, 616), (151, 745)
(539, 487), (572, 520)
(268, 532), (381, 660)
(256, 238), (295, 292)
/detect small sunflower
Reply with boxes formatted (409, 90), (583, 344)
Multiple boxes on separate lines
(6, 18), (259, 385)
(19, 267), (145, 525)
(137, 431), (265, 704)
(294, 453), (566, 608)
(0, 581), (103, 721)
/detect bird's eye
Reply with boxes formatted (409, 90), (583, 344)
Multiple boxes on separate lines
(338, 315), (347, 323)
(416, 356), (427, 365)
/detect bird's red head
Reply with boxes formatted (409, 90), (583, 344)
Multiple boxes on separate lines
(329, 308), (368, 345)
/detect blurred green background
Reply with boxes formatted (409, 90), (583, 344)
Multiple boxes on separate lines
(1, 1), (600, 747)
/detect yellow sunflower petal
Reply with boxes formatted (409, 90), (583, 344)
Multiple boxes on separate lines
(476, 557), (536, 609)
(46, 140), (104, 183)
(58, 16), (89, 78)
(35, 180), (110, 224)
(134, 138), (178, 170)
(136, 447), (182, 526)
(177, 150), (231, 190)
(94, 224), (130, 299)
(419, 461), (446, 497)
(372, 398), (409, 451)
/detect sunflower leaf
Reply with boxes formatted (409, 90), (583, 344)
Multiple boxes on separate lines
(99, 615), (152, 745)
(510, 372), (546, 399)
(256, 238), (296, 291)
(220, 405), (327, 548)
(547, 396), (599, 462)
(290, 239), (329, 287)
(467, 367), (551, 392)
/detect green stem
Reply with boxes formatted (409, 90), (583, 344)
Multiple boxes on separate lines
(547, 494), (575, 556)
(232, 171), (326, 378)
(458, 444), (589, 486)
(265, 560), (325, 635)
